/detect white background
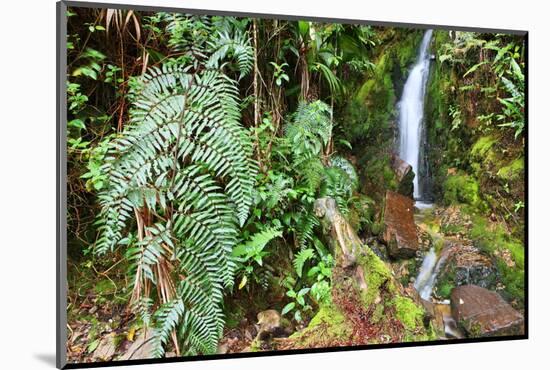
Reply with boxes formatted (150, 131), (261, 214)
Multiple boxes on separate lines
(0, 0), (545, 368)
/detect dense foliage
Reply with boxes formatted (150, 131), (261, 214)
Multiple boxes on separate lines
(66, 8), (525, 362)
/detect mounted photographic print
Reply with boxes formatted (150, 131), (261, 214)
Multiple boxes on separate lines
(56, 1), (527, 368)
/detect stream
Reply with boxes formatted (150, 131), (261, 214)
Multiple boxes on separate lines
(398, 29), (462, 339)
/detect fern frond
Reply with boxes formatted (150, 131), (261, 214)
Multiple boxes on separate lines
(321, 166), (353, 215)
(298, 156), (325, 192)
(234, 226), (283, 255)
(293, 248), (315, 277)
(296, 211), (319, 250)
(285, 101), (333, 164)
(207, 31), (254, 79)
(94, 17), (256, 356)
(329, 155), (358, 191)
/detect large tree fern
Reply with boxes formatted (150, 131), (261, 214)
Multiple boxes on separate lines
(93, 14), (256, 357)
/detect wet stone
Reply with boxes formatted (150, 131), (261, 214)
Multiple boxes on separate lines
(381, 191), (419, 259)
(451, 285), (524, 337)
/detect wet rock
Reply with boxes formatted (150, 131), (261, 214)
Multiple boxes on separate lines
(451, 285), (524, 337)
(380, 191), (419, 259)
(119, 329), (155, 360)
(416, 226), (433, 251)
(92, 333), (117, 362)
(365, 237), (389, 261)
(436, 241), (497, 295)
(391, 155), (414, 197)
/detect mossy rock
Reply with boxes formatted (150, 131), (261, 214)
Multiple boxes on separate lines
(392, 296), (424, 331)
(496, 157), (524, 181)
(289, 303), (353, 348)
(469, 215), (525, 307)
(289, 247), (436, 347)
(443, 172), (486, 211)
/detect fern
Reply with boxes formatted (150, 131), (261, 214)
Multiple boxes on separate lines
(321, 167), (352, 215)
(207, 29), (254, 80)
(329, 156), (358, 191)
(293, 248), (315, 277)
(296, 211), (319, 250)
(299, 156), (325, 192)
(285, 100), (332, 165)
(93, 15), (255, 357)
(233, 227), (283, 258)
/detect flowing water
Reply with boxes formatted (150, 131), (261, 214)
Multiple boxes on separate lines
(398, 29), (441, 299)
(413, 236), (449, 300)
(397, 30), (461, 337)
(398, 29), (433, 201)
(414, 246), (438, 300)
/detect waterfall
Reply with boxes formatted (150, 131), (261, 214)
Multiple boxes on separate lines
(398, 29), (433, 200)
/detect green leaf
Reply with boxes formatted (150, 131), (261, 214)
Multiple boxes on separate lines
(293, 248), (315, 277)
(93, 24), (258, 357)
(68, 119), (86, 130)
(463, 61), (488, 77)
(238, 275), (247, 290)
(298, 21), (309, 38)
(337, 139), (353, 150)
(281, 302), (295, 315)
(88, 339), (100, 353)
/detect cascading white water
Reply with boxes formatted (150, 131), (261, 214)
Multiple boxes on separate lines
(414, 246), (438, 300)
(413, 242), (449, 300)
(402, 32), (462, 337)
(398, 29), (433, 200)
(401, 29), (442, 300)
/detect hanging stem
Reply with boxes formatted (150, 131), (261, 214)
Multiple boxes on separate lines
(252, 19), (263, 171)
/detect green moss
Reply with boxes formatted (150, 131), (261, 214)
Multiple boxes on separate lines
(433, 236), (445, 254)
(391, 296), (424, 330)
(371, 303), (385, 324)
(94, 279), (116, 295)
(371, 222), (382, 236)
(289, 302), (353, 347)
(443, 172), (485, 211)
(471, 135), (497, 158)
(435, 277), (454, 299)
(469, 215), (525, 306)
(356, 248), (392, 307)
(248, 337), (262, 352)
(308, 304), (350, 338)
(497, 157), (524, 181)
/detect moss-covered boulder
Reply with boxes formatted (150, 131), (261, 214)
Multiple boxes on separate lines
(284, 197), (436, 349)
